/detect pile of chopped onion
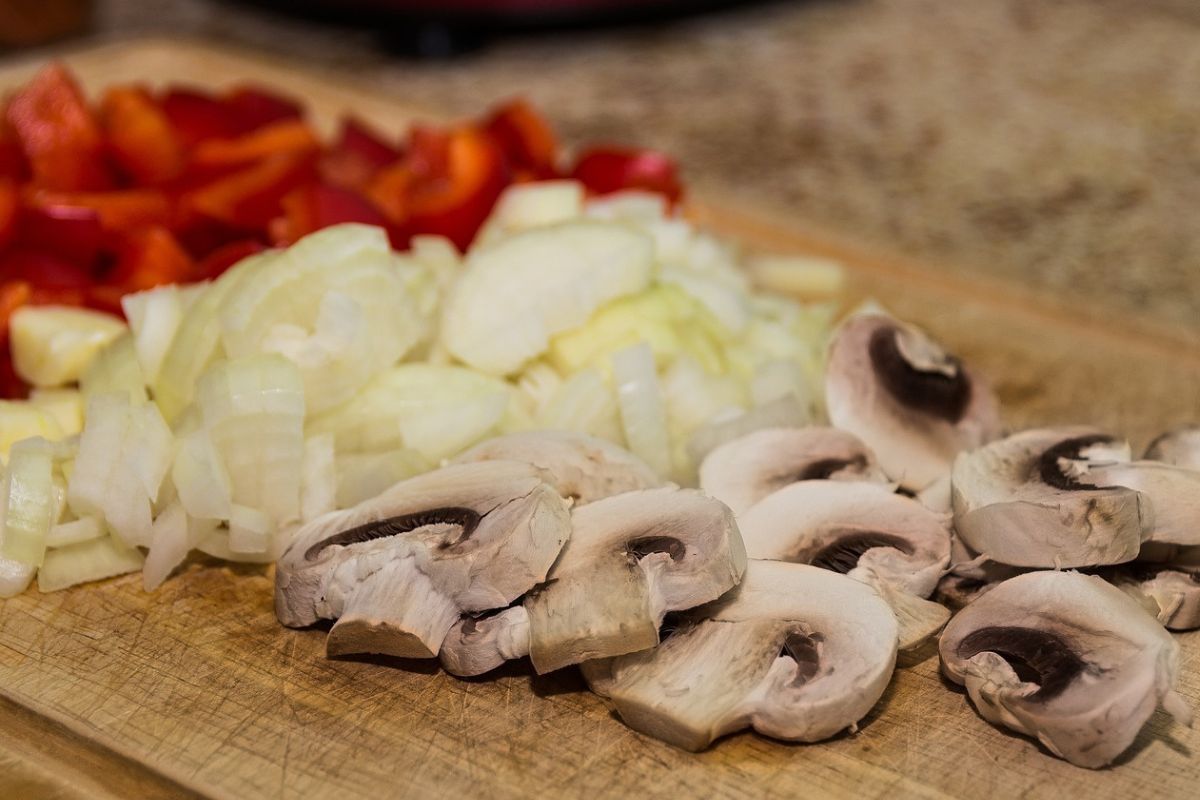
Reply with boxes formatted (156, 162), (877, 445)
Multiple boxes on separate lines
(0, 181), (840, 595)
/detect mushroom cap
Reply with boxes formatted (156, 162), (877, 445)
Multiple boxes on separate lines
(1108, 564), (1200, 631)
(939, 570), (1190, 768)
(1145, 427), (1200, 470)
(1084, 461), (1200, 546)
(698, 426), (888, 516)
(524, 487), (746, 673)
(739, 480), (951, 598)
(825, 313), (1002, 491)
(274, 460), (571, 659)
(951, 427), (1147, 568)
(453, 430), (664, 505)
(583, 560), (898, 751)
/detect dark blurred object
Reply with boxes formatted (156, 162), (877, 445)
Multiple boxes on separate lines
(0, 0), (91, 47)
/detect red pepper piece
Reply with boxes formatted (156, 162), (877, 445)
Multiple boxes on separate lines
(191, 238), (266, 282)
(25, 188), (171, 233)
(484, 99), (559, 176)
(272, 182), (391, 246)
(0, 247), (91, 291)
(570, 147), (683, 204)
(100, 87), (185, 186)
(5, 64), (114, 191)
(0, 115), (28, 182)
(365, 160), (413, 225)
(0, 281), (30, 397)
(0, 179), (16, 251)
(15, 202), (107, 268)
(320, 117), (400, 191)
(105, 225), (193, 292)
(404, 127), (509, 250)
(184, 153), (316, 231)
(223, 86), (303, 134)
(161, 88), (238, 149)
(190, 119), (320, 170)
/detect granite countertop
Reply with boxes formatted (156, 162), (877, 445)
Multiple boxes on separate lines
(33, 0), (1200, 340)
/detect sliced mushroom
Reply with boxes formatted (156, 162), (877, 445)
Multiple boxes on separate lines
(581, 560), (898, 751)
(275, 460), (571, 659)
(1082, 460), (1200, 546)
(1145, 427), (1200, 469)
(825, 312), (1002, 491)
(738, 480), (951, 647)
(439, 487), (745, 676)
(453, 430), (664, 505)
(698, 427), (888, 516)
(951, 427), (1147, 568)
(1108, 564), (1200, 631)
(933, 574), (997, 611)
(939, 570), (1191, 768)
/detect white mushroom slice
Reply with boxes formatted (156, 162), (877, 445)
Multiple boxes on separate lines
(939, 570), (1192, 769)
(1082, 461), (1200, 546)
(581, 560), (898, 751)
(1108, 564), (1200, 631)
(1145, 427), (1200, 469)
(699, 427), (888, 516)
(275, 460), (571, 659)
(951, 427), (1147, 568)
(825, 313), (1002, 491)
(738, 480), (951, 647)
(947, 534), (1024, 582)
(453, 430), (664, 505)
(916, 474), (952, 513)
(439, 487), (745, 676)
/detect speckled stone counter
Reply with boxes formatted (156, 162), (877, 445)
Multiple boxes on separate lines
(24, 0), (1200, 340)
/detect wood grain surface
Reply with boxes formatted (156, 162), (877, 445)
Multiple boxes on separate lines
(0, 39), (1197, 800)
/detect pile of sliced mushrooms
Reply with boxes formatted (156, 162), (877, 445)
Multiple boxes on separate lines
(275, 311), (1197, 769)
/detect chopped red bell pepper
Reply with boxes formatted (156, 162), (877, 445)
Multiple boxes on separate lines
(184, 153), (316, 231)
(160, 88), (238, 149)
(0, 115), (28, 182)
(485, 99), (559, 176)
(273, 182), (391, 246)
(365, 161), (413, 225)
(190, 119), (320, 170)
(6, 64), (115, 192)
(570, 147), (683, 204)
(0, 179), (16, 251)
(100, 87), (185, 186)
(15, 202), (107, 269)
(404, 127), (509, 250)
(190, 238), (266, 282)
(0, 247), (91, 292)
(223, 86), (303, 134)
(25, 188), (171, 233)
(320, 117), (400, 192)
(105, 225), (193, 293)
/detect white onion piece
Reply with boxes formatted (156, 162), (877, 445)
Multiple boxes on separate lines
(122, 284), (184, 385)
(29, 389), (84, 437)
(0, 400), (63, 462)
(611, 342), (672, 478)
(662, 356), (746, 437)
(686, 394), (811, 466)
(195, 528), (276, 564)
(80, 334), (148, 405)
(0, 556), (34, 597)
(172, 428), (233, 521)
(1, 438), (57, 566)
(46, 516), (105, 548)
(334, 448), (431, 508)
(476, 181), (585, 246)
(300, 435), (336, 522)
(196, 355), (305, 534)
(537, 367), (623, 444)
(229, 504), (271, 554)
(143, 501), (189, 591)
(37, 534), (143, 592)
(9, 305), (126, 389)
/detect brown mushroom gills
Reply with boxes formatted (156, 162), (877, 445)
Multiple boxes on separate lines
(782, 630), (823, 686)
(868, 326), (970, 423)
(1036, 435), (1118, 491)
(807, 530), (915, 574)
(956, 626), (1086, 702)
(305, 507), (481, 560)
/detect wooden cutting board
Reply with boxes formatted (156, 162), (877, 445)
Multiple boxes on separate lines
(0, 39), (1197, 800)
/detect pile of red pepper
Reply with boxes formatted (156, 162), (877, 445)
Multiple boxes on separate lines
(0, 63), (683, 396)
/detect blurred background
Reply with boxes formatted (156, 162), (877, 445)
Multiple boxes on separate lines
(3, 0), (1199, 342)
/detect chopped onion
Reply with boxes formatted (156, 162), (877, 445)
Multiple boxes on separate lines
(229, 504), (271, 554)
(0, 400), (63, 462)
(29, 389), (84, 437)
(172, 428), (233, 521)
(536, 367), (623, 444)
(80, 334), (148, 405)
(685, 394), (811, 466)
(1, 438), (57, 567)
(142, 501), (189, 591)
(195, 528), (275, 564)
(122, 284), (184, 385)
(37, 534), (144, 593)
(300, 435), (336, 522)
(611, 342), (672, 478)
(46, 516), (105, 548)
(335, 448), (431, 508)
(476, 181), (585, 246)
(9, 305), (126, 389)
